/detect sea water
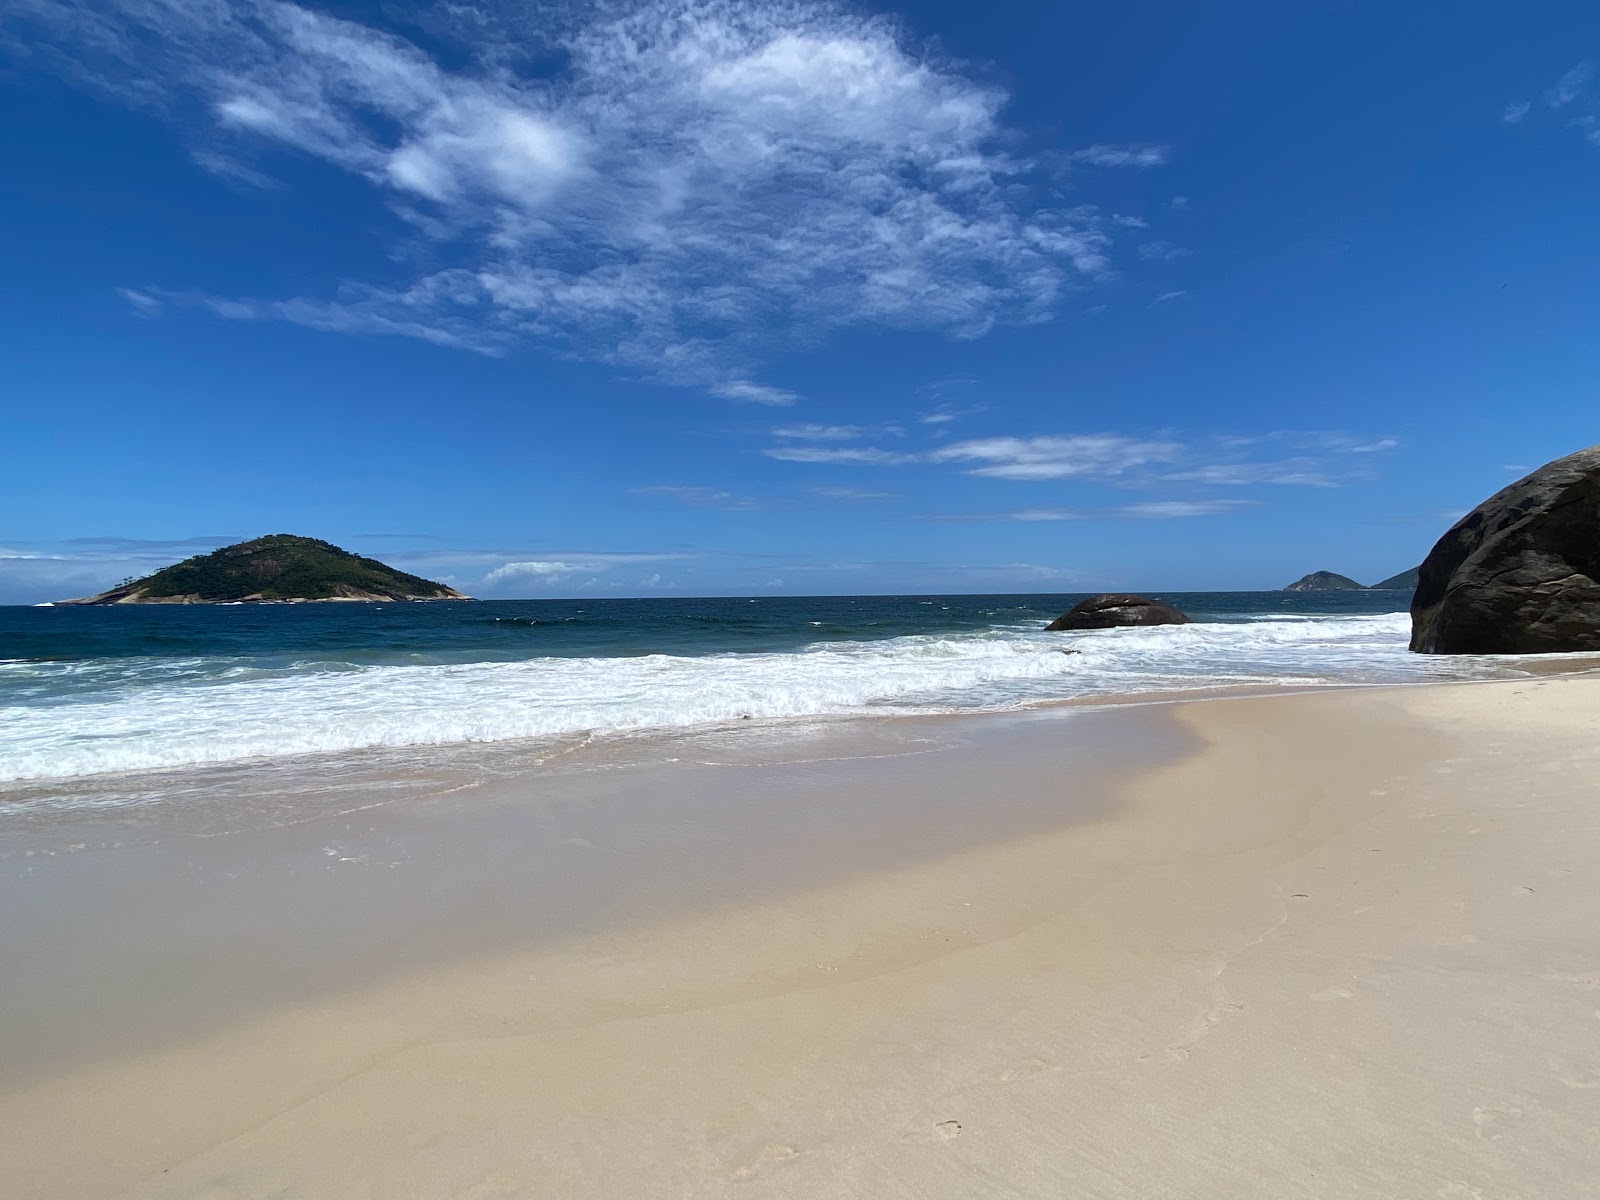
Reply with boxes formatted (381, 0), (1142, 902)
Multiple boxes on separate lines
(0, 591), (1525, 796)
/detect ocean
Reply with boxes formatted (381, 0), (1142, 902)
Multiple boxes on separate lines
(0, 590), (1527, 801)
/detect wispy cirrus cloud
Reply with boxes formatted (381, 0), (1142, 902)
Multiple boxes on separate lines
(1164, 461), (1338, 487)
(1546, 61), (1595, 108)
(1504, 61), (1600, 149)
(1068, 143), (1169, 168)
(114, 287), (163, 317)
(761, 426), (1397, 490)
(930, 499), (1255, 522)
(772, 422), (903, 441)
(61, 535), (235, 551)
(918, 402), (988, 427)
(929, 434), (1184, 480)
(711, 381), (799, 408)
(633, 485), (765, 510)
(809, 486), (898, 501)
(763, 445), (917, 465)
(9, 0), (1140, 399)
(1117, 499), (1257, 518)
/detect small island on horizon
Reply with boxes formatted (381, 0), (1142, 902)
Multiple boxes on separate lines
(61, 535), (470, 605)
(1284, 566), (1420, 593)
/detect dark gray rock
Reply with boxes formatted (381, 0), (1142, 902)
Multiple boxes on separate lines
(1046, 594), (1190, 631)
(1410, 445), (1600, 654)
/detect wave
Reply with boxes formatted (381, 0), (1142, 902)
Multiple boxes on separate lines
(0, 613), (1508, 783)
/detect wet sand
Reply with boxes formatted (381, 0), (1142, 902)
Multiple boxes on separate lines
(4, 676), (1600, 1198)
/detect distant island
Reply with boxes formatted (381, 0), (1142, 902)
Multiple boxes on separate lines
(1369, 567), (1420, 591)
(62, 535), (470, 605)
(1284, 566), (1420, 593)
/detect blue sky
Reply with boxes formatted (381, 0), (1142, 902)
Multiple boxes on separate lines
(2, 0), (1597, 603)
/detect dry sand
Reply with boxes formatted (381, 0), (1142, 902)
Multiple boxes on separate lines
(3, 675), (1599, 1199)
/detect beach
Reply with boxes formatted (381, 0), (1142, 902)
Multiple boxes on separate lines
(4, 671), (1599, 1199)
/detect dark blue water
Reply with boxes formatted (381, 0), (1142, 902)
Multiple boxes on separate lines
(0, 590), (1412, 667)
(8, 590), (1493, 788)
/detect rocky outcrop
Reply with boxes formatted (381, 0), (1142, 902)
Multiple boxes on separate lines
(1284, 571), (1364, 592)
(1046, 594), (1190, 631)
(1410, 446), (1600, 654)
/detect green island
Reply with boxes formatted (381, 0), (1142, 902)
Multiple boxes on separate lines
(1283, 566), (1420, 593)
(63, 534), (470, 605)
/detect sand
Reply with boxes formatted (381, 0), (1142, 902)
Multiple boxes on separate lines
(3, 674), (1599, 1198)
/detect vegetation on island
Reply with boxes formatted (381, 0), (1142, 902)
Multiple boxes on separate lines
(1283, 571), (1366, 592)
(64, 535), (469, 604)
(1284, 566), (1421, 593)
(1369, 566), (1420, 591)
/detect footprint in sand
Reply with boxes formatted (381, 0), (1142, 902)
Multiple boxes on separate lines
(1471, 1104), (1525, 1141)
(902, 1119), (962, 1143)
(1000, 1057), (1048, 1082)
(731, 1145), (800, 1179)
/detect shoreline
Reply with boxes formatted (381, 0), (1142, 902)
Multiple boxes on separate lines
(7, 648), (1592, 807)
(4, 674), (1600, 1197)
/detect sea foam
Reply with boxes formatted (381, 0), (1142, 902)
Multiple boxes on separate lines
(0, 613), (1506, 783)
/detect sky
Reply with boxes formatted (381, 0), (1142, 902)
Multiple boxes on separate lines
(1, 0), (1597, 603)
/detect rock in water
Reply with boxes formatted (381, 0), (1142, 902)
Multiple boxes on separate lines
(1410, 446), (1600, 654)
(1046, 594), (1190, 631)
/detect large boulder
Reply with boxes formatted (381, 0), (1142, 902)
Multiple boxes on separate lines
(1046, 594), (1190, 631)
(1410, 446), (1600, 654)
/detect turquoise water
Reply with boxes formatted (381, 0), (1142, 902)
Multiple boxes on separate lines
(0, 590), (1506, 786)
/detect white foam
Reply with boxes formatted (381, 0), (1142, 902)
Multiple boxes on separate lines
(0, 612), (1508, 783)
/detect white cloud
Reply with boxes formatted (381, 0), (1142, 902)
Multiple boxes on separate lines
(761, 426), (1395, 489)
(1165, 461), (1338, 487)
(482, 559), (586, 584)
(929, 434), (1182, 480)
(1117, 500), (1256, 518)
(1502, 100), (1531, 125)
(763, 445), (915, 465)
(633, 485), (762, 509)
(1111, 214), (1148, 228)
(773, 423), (873, 441)
(1328, 436), (1399, 454)
(809, 486), (898, 501)
(18, 0), (1134, 398)
(1152, 290), (1187, 304)
(711, 381), (799, 407)
(931, 500), (1253, 521)
(1546, 61), (1594, 108)
(917, 401), (987, 426)
(115, 287), (162, 316)
(1069, 143), (1169, 168)
(1009, 508), (1081, 521)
